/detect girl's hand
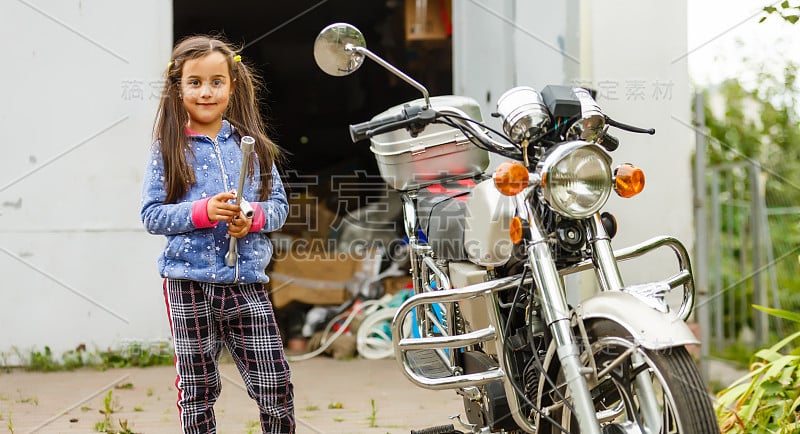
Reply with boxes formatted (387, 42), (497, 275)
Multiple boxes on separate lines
(207, 191), (239, 222)
(227, 211), (252, 238)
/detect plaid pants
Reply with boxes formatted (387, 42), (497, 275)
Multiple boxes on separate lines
(163, 279), (295, 433)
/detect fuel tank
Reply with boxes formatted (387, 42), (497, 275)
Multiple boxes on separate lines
(464, 178), (515, 267)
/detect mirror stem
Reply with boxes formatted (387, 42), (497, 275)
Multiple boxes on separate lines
(347, 44), (431, 108)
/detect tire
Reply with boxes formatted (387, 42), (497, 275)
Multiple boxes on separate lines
(538, 319), (719, 433)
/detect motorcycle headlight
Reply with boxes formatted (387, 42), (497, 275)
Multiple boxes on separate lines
(539, 141), (613, 218)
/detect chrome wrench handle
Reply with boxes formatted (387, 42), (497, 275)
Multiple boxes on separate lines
(224, 135), (255, 267)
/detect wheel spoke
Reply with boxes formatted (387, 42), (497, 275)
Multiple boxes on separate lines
(596, 345), (638, 379)
(536, 320), (718, 433)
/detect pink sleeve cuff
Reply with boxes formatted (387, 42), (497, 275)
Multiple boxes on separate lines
(192, 198), (218, 228)
(249, 202), (265, 232)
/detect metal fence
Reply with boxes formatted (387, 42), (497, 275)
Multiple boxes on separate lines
(706, 161), (783, 348)
(695, 93), (800, 370)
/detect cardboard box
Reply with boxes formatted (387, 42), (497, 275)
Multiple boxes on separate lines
(383, 275), (413, 295)
(269, 246), (379, 309)
(280, 192), (338, 241)
(405, 0), (452, 41)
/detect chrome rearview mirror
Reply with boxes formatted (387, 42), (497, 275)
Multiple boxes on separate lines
(313, 22), (367, 77)
(313, 22), (432, 107)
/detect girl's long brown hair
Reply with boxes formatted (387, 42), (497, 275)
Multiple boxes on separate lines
(154, 35), (281, 203)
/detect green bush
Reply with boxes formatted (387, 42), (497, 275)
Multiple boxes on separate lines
(715, 306), (800, 433)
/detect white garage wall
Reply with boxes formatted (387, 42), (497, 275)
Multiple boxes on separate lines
(453, 0), (693, 293)
(585, 1), (694, 286)
(0, 0), (173, 362)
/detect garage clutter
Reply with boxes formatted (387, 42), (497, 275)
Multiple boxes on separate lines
(268, 183), (413, 360)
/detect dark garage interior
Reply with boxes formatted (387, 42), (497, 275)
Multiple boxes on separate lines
(173, 0), (453, 182)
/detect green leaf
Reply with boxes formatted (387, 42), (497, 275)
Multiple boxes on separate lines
(752, 305), (800, 324)
(755, 348), (783, 363)
(785, 14), (799, 23)
(722, 364), (767, 391)
(741, 386), (765, 421)
(716, 382), (752, 409)
(760, 380), (784, 394)
(759, 355), (799, 382)
(765, 6), (778, 13)
(790, 395), (800, 416)
(769, 330), (800, 354)
(781, 1), (790, 9)
(777, 363), (797, 386)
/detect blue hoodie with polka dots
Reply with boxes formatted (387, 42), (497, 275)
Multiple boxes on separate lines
(141, 120), (288, 284)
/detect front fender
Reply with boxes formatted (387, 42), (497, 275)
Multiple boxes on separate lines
(575, 291), (699, 350)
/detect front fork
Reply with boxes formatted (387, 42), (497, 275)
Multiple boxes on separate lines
(586, 213), (663, 432)
(515, 196), (602, 434)
(517, 198), (662, 433)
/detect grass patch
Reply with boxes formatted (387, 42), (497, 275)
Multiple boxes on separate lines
(6, 341), (174, 372)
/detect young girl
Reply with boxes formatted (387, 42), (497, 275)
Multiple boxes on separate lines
(141, 35), (295, 434)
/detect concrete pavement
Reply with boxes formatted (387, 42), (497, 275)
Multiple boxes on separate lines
(0, 357), (463, 434)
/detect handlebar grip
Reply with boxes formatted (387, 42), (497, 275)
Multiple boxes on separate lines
(598, 133), (619, 152)
(349, 113), (407, 142)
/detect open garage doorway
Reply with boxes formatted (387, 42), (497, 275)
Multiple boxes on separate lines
(173, 0), (453, 179)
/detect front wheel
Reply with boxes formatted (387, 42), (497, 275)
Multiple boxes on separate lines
(537, 319), (719, 433)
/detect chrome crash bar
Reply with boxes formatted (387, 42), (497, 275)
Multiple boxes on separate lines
(391, 274), (529, 390)
(561, 235), (695, 321)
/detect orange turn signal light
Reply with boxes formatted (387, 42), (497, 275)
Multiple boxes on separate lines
(614, 163), (645, 198)
(510, 216), (524, 244)
(493, 161), (529, 196)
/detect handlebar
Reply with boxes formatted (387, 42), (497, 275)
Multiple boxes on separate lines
(349, 104), (436, 142)
(349, 113), (408, 142)
(597, 133), (619, 152)
(348, 99), (652, 163)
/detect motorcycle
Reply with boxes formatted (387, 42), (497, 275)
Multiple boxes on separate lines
(312, 23), (719, 434)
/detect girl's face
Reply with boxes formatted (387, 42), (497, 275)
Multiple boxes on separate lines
(180, 51), (232, 135)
